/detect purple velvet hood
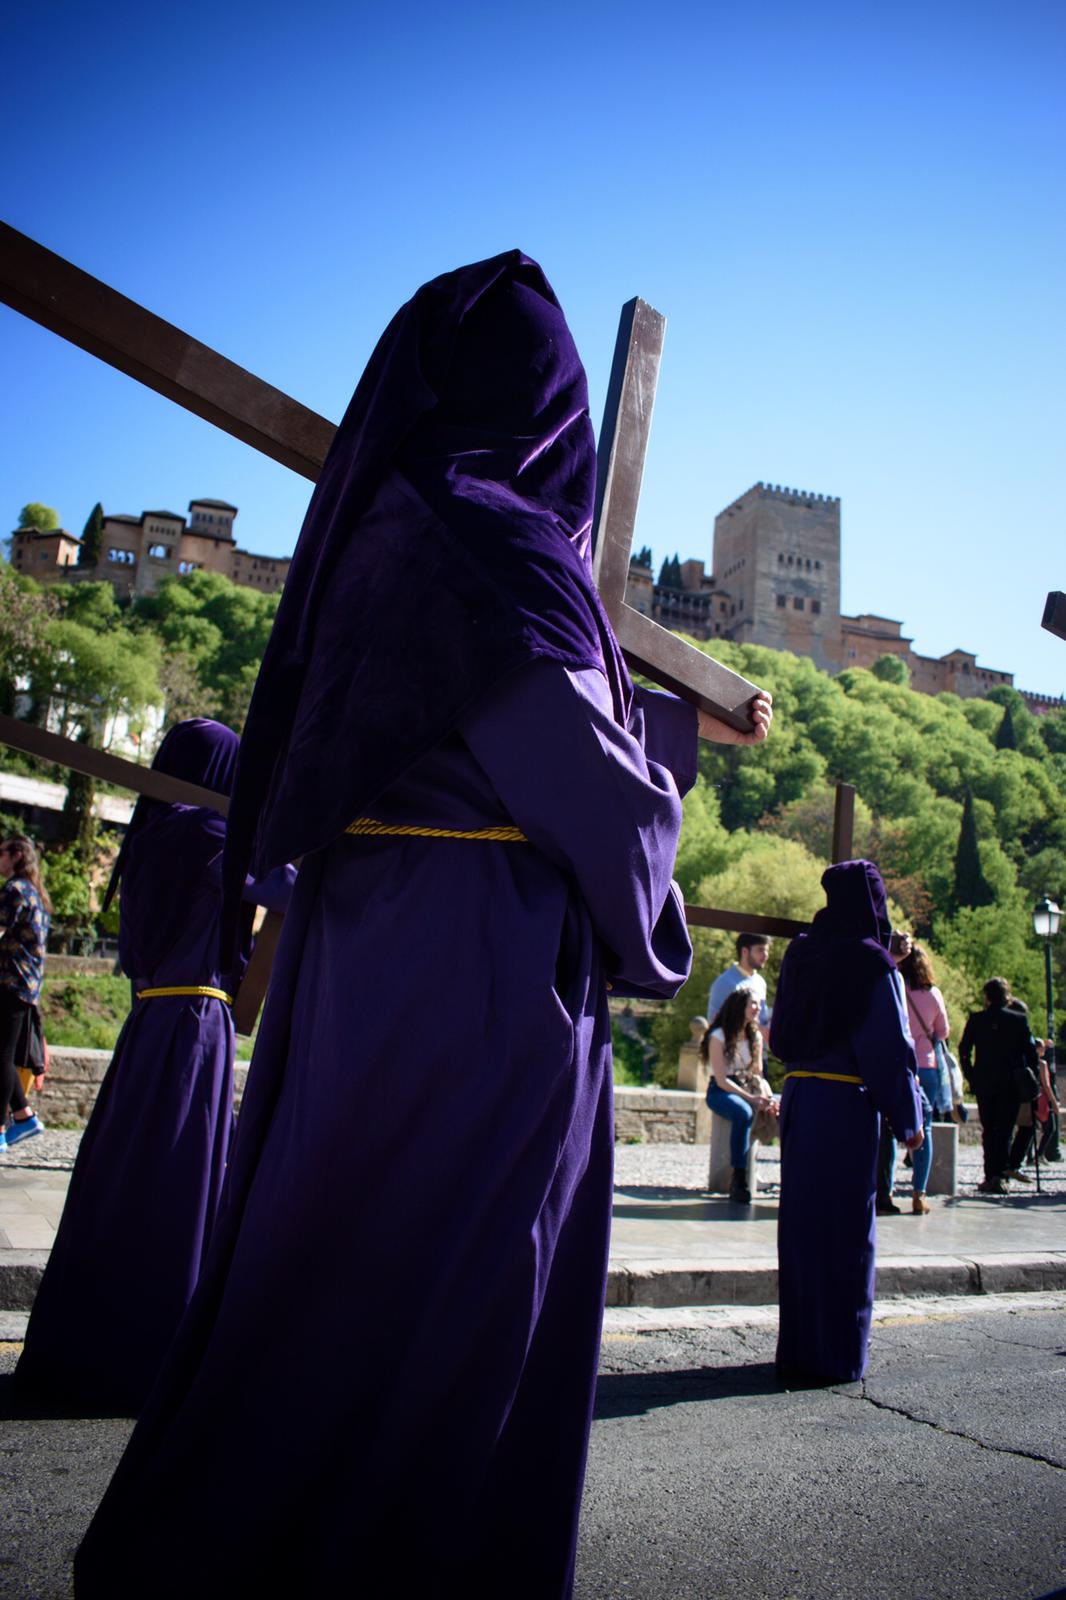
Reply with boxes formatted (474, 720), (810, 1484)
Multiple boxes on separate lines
(770, 860), (899, 1060)
(105, 719), (239, 912)
(104, 720), (244, 979)
(222, 250), (630, 922)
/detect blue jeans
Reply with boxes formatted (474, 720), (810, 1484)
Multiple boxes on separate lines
(912, 1079), (934, 1194)
(920, 1058), (951, 1115)
(706, 1081), (753, 1167)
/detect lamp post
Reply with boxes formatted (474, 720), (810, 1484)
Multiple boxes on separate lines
(1032, 896), (1061, 1044)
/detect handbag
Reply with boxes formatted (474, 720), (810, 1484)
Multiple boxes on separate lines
(1012, 1062), (1041, 1101)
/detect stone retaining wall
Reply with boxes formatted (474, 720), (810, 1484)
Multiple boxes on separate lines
(27, 1050), (987, 1146)
(29, 1049), (253, 1128)
(614, 1087), (710, 1144)
(44, 956), (118, 978)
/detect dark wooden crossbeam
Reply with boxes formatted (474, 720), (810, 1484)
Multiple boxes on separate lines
(831, 782), (856, 863)
(592, 298), (761, 734)
(1042, 591), (1066, 643)
(0, 222), (334, 482)
(0, 713), (228, 813)
(684, 905), (808, 938)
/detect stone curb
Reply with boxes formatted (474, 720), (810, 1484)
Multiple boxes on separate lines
(605, 1251), (1066, 1309)
(4, 1250), (1066, 1315)
(0, 1250), (50, 1312)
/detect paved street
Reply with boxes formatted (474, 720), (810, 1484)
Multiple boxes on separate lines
(2, 1293), (1065, 1599)
(577, 1293), (1066, 1600)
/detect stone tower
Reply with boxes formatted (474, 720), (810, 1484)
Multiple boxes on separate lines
(712, 483), (843, 671)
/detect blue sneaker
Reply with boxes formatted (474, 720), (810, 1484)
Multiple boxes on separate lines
(0, 1130), (7, 1154)
(6, 1114), (44, 1146)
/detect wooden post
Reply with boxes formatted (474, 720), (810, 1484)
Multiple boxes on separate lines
(831, 782), (856, 864)
(592, 297), (762, 733)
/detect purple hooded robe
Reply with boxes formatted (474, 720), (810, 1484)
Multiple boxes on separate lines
(74, 255), (696, 1598)
(15, 720), (293, 1414)
(771, 860), (921, 1384)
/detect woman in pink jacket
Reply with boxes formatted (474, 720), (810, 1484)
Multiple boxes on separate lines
(900, 944), (950, 1212)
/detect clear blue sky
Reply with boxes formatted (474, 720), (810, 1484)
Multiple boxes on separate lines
(3, 0), (1064, 694)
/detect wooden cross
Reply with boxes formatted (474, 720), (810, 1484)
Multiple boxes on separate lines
(0, 223), (835, 1035)
(591, 298), (760, 730)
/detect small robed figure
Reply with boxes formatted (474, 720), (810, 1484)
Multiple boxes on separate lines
(15, 719), (293, 1414)
(771, 860), (922, 1385)
(74, 253), (770, 1599)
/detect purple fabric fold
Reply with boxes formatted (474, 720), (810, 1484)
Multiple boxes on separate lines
(222, 252), (631, 947)
(770, 859), (898, 1061)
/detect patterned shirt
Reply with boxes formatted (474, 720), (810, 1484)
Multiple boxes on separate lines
(0, 877), (50, 1004)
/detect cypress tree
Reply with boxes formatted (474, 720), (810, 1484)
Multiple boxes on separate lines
(994, 705), (1017, 750)
(952, 790), (995, 910)
(80, 502), (104, 567)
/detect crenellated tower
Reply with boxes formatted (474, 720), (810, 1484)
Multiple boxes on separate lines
(711, 482), (843, 670)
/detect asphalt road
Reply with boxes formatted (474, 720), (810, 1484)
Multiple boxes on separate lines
(1, 1294), (1064, 1600)
(577, 1295), (1066, 1600)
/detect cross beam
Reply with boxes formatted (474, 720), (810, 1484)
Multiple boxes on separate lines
(592, 298), (760, 732)
(0, 222), (333, 481)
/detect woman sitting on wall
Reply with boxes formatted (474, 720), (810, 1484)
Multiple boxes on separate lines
(701, 986), (777, 1204)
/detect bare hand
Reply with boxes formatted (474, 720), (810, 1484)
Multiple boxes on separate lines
(904, 1129), (925, 1152)
(697, 691), (773, 747)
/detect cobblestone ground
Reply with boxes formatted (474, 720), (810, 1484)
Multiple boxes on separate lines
(8, 1125), (1064, 1199)
(613, 1129), (1066, 1199)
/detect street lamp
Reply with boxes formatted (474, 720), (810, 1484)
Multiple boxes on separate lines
(1032, 895), (1061, 1043)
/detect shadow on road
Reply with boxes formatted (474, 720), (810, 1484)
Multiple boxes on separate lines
(0, 1373), (134, 1422)
(594, 1361), (792, 1418)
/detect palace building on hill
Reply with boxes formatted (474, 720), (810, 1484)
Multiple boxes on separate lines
(624, 481), (1061, 714)
(9, 498), (291, 600)
(9, 480), (1061, 715)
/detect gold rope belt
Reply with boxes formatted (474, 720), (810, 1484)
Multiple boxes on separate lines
(346, 817), (527, 843)
(136, 985), (233, 1005)
(784, 1070), (863, 1086)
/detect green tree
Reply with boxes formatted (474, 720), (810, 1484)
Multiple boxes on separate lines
(994, 705), (1017, 750)
(80, 502), (105, 567)
(651, 835), (830, 1085)
(871, 652), (910, 686)
(53, 580), (122, 631)
(17, 502), (59, 531)
(132, 569), (278, 730)
(0, 563), (49, 715)
(952, 790), (995, 911)
(31, 619), (161, 850)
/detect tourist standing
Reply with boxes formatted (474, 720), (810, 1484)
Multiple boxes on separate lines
(899, 944), (950, 1213)
(0, 835), (51, 1151)
(959, 978), (1040, 1194)
(707, 932), (772, 1036)
(772, 861), (922, 1384)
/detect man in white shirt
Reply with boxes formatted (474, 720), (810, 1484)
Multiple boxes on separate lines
(707, 934), (772, 1036)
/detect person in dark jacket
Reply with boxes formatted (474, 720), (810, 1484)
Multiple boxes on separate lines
(959, 977), (1039, 1194)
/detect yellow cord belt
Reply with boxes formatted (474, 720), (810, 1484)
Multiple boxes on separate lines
(784, 1070), (863, 1086)
(346, 817), (527, 843)
(136, 985), (233, 1005)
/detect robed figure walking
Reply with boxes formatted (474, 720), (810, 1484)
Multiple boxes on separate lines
(16, 719), (293, 1414)
(771, 860), (922, 1385)
(75, 252), (770, 1598)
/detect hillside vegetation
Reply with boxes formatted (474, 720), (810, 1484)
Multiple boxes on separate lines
(650, 639), (1066, 1082)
